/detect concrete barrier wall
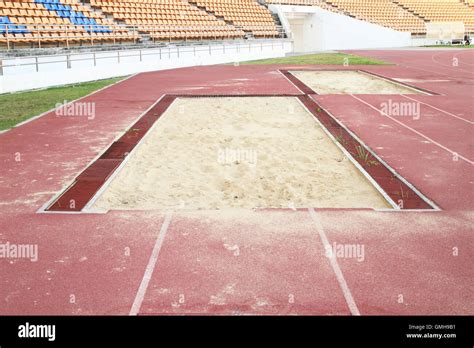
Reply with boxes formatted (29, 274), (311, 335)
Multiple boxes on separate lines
(0, 39), (293, 94)
(270, 5), (411, 52)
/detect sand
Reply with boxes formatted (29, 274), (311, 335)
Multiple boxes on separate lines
(289, 70), (422, 94)
(92, 97), (391, 210)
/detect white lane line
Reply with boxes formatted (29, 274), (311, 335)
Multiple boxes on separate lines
(350, 95), (473, 165)
(431, 52), (474, 75)
(308, 208), (361, 316)
(277, 69), (305, 94)
(398, 62), (473, 80)
(454, 51), (474, 67)
(130, 212), (173, 316)
(401, 94), (473, 125)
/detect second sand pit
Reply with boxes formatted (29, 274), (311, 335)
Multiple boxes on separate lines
(290, 70), (423, 94)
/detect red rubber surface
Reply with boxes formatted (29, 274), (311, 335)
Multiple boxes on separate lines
(298, 94), (433, 209)
(0, 50), (472, 315)
(46, 95), (177, 212)
(46, 89), (434, 212)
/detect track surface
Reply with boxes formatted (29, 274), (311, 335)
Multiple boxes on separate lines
(0, 49), (472, 315)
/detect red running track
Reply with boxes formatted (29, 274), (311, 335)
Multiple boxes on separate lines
(0, 49), (472, 315)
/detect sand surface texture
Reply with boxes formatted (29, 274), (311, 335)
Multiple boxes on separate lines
(92, 97), (391, 210)
(290, 70), (422, 94)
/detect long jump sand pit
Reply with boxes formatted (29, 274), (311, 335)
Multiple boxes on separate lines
(289, 70), (423, 94)
(92, 96), (391, 210)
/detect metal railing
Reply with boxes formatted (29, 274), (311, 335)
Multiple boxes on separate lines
(0, 23), (286, 51)
(0, 38), (291, 75)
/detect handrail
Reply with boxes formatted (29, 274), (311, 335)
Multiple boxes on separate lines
(0, 23), (286, 51)
(0, 38), (290, 72)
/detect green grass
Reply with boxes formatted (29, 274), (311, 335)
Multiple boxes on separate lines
(0, 77), (126, 130)
(241, 53), (389, 65)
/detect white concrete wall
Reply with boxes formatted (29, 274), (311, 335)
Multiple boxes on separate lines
(271, 5), (411, 52)
(0, 40), (293, 94)
(288, 19), (305, 52)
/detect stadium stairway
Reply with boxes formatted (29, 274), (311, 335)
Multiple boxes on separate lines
(270, 12), (284, 37)
(188, 1), (240, 30)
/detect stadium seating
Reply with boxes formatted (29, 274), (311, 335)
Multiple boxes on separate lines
(89, 0), (245, 41)
(325, 0), (427, 34)
(189, 0), (279, 37)
(394, 0), (474, 33)
(267, 0), (474, 35)
(0, 0), (136, 48)
(266, 0), (338, 12)
(267, 0), (425, 33)
(2, 0), (472, 48)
